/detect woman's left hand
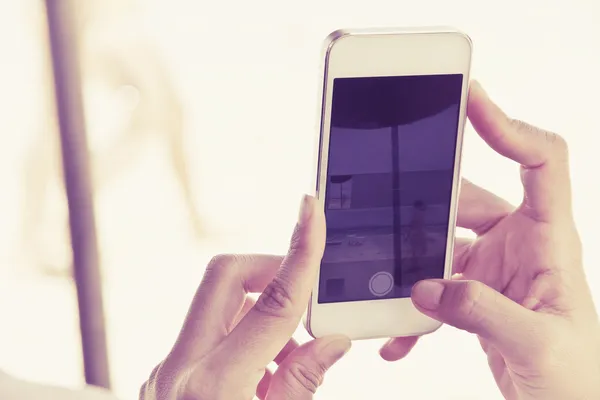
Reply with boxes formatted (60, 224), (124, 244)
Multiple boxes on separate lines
(140, 195), (351, 400)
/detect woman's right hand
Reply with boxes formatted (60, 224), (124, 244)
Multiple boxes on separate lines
(380, 81), (600, 399)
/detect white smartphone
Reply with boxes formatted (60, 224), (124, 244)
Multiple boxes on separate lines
(304, 27), (472, 340)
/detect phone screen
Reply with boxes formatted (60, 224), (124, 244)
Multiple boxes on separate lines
(317, 74), (464, 304)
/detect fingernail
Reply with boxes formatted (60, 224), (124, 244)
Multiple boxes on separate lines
(320, 335), (352, 362)
(412, 280), (445, 310)
(297, 194), (312, 225)
(379, 339), (394, 359)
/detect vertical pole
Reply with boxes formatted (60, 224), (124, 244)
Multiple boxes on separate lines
(391, 125), (402, 287)
(44, 0), (111, 389)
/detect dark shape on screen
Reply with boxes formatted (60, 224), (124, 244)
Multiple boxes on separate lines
(331, 74), (460, 129)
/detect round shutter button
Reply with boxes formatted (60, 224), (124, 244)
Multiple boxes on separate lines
(369, 271), (394, 297)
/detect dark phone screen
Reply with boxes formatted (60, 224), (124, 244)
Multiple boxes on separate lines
(317, 74), (463, 304)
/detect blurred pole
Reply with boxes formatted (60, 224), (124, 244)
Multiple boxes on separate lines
(44, 0), (111, 389)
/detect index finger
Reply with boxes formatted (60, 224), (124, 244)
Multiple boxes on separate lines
(170, 254), (284, 364)
(212, 195), (326, 371)
(467, 80), (573, 222)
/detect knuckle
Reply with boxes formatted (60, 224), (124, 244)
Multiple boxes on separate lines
(254, 277), (296, 318)
(509, 118), (536, 134)
(139, 363), (162, 400)
(509, 119), (569, 156)
(205, 254), (243, 279)
(455, 281), (485, 320)
(546, 131), (569, 158)
(139, 381), (148, 399)
(139, 362), (162, 399)
(284, 360), (325, 395)
(289, 224), (309, 254)
(148, 362), (161, 383)
(148, 361), (182, 400)
(179, 361), (222, 400)
(207, 253), (236, 270)
(146, 357), (233, 400)
(552, 131), (568, 149)
(286, 225), (313, 270)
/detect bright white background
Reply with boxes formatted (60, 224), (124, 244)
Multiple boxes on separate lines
(0, 0), (598, 399)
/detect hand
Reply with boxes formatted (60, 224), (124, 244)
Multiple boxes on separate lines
(140, 196), (351, 400)
(380, 81), (600, 399)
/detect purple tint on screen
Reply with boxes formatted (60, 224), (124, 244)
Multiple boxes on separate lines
(317, 74), (463, 304)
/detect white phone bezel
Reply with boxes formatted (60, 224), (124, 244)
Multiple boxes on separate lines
(304, 27), (472, 340)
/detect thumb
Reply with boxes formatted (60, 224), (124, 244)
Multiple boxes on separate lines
(411, 279), (545, 360)
(265, 336), (351, 400)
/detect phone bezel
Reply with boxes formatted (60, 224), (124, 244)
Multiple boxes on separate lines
(305, 27), (473, 340)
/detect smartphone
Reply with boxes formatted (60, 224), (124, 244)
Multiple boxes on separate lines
(304, 27), (472, 340)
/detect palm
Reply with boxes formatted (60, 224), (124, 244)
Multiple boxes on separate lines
(456, 189), (590, 400)
(460, 210), (546, 305)
(457, 209), (549, 397)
